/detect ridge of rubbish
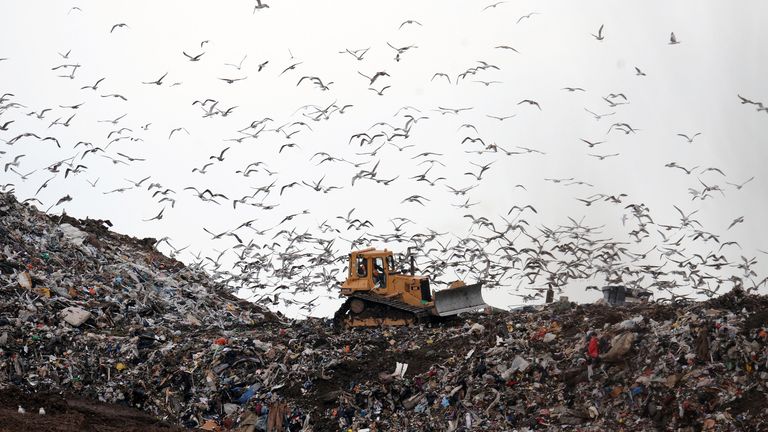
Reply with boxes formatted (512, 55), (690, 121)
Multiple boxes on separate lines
(1, 190), (768, 431)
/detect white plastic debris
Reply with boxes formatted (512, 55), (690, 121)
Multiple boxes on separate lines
(509, 355), (531, 373)
(617, 315), (644, 330)
(59, 223), (88, 245)
(17, 271), (32, 289)
(392, 362), (408, 378)
(61, 306), (91, 327)
(468, 323), (485, 334)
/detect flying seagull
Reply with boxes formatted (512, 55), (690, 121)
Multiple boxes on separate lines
(591, 24), (604, 41)
(110, 23), (129, 33)
(399, 20), (422, 29)
(142, 72), (168, 85)
(676, 132), (701, 143)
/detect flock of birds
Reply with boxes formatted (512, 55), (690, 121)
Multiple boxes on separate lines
(1, 2), (767, 314)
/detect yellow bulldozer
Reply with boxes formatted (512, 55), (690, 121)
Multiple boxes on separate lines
(334, 247), (487, 327)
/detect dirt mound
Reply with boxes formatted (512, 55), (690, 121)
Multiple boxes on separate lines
(0, 388), (181, 432)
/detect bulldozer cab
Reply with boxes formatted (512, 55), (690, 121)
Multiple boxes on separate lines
(347, 248), (396, 291)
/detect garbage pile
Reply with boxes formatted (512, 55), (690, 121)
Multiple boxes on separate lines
(2, 190), (768, 431)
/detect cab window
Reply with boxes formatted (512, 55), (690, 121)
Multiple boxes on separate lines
(356, 257), (368, 277)
(373, 257), (386, 288)
(386, 256), (395, 273)
(373, 257), (385, 274)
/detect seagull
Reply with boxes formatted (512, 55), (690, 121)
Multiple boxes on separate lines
(192, 163), (213, 174)
(399, 20), (422, 29)
(341, 47), (369, 61)
(474, 80), (501, 86)
(50, 194), (73, 210)
(431, 73), (451, 84)
(669, 32), (680, 45)
(517, 99), (541, 110)
(634, 66), (646, 76)
(482, 1), (506, 11)
(142, 72), (168, 85)
(168, 127), (189, 139)
(219, 76), (247, 84)
(486, 114), (515, 121)
(209, 147), (230, 161)
(143, 208), (165, 221)
(80, 78), (105, 90)
(737, 94), (760, 105)
(584, 108), (615, 121)
(9, 168), (36, 181)
(562, 87), (585, 92)
(279, 143), (300, 153)
(728, 216), (744, 230)
(386, 42), (418, 62)
(35, 177), (54, 196)
(401, 195), (430, 205)
(369, 86), (391, 96)
(225, 55), (247, 70)
(279, 62), (302, 76)
(358, 71), (389, 85)
(588, 153), (620, 160)
(665, 162), (699, 175)
(4, 154), (24, 172)
(591, 24), (604, 41)
(110, 23), (129, 33)
(580, 138), (604, 148)
(98, 113), (127, 125)
(116, 152), (145, 162)
(676, 132), (701, 143)
(124, 176), (151, 187)
(183, 51), (205, 61)
(253, 0), (269, 12)
(516, 12), (539, 24)
(101, 93), (128, 101)
(726, 176), (754, 190)
(495, 45), (519, 53)
(27, 109), (51, 119)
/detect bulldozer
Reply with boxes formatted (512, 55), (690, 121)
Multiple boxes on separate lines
(334, 247), (487, 327)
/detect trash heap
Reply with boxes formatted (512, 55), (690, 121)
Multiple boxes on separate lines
(2, 190), (768, 431)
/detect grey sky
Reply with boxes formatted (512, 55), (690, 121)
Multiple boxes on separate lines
(1, 1), (767, 317)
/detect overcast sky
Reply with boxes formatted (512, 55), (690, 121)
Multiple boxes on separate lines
(1, 1), (767, 317)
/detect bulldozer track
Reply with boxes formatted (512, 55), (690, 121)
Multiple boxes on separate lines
(334, 293), (432, 327)
(349, 293), (432, 318)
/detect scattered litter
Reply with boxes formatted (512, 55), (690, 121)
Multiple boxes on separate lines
(1, 192), (768, 431)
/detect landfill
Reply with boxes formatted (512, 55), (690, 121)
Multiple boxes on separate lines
(1, 190), (768, 431)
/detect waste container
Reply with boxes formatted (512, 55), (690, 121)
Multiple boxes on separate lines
(602, 285), (627, 305)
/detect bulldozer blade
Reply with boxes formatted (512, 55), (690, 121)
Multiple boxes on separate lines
(433, 283), (486, 316)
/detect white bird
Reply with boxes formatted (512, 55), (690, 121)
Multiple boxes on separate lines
(38, 407), (46, 415)
(18, 406), (25, 414)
